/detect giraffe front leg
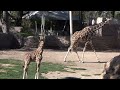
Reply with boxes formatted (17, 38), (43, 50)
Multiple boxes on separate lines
(35, 60), (40, 79)
(35, 73), (37, 79)
(23, 69), (26, 79)
(64, 47), (71, 62)
(74, 50), (83, 63)
(37, 63), (40, 79)
(89, 41), (100, 63)
(23, 66), (28, 79)
(23, 60), (29, 79)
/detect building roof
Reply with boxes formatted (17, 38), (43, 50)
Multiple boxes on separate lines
(22, 11), (80, 20)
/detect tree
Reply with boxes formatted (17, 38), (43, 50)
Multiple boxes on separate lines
(111, 11), (115, 18)
(1, 11), (10, 33)
(79, 11), (84, 29)
(15, 11), (23, 26)
(8, 11), (30, 26)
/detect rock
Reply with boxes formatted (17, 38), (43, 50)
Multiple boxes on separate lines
(10, 27), (23, 33)
(102, 55), (120, 79)
(13, 33), (24, 48)
(45, 35), (70, 49)
(0, 33), (22, 49)
(24, 36), (39, 49)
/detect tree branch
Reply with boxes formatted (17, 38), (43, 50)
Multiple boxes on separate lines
(7, 11), (16, 20)
(23, 11), (30, 16)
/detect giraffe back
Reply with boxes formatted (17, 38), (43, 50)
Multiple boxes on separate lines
(70, 31), (81, 49)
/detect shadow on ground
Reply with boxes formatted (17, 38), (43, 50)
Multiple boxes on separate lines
(82, 61), (107, 63)
(61, 77), (81, 79)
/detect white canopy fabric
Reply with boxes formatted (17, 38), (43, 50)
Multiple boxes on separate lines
(22, 11), (76, 45)
(22, 11), (79, 20)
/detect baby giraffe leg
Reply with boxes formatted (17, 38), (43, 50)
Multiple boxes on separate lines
(23, 59), (30, 79)
(35, 60), (40, 79)
(23, 63), (28, 79)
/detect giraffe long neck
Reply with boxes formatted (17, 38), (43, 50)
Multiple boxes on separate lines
(92, 20), (110, 31)
(35, 40), (44, 51)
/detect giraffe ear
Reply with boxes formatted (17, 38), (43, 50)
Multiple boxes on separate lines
(106, 18), (112, 21)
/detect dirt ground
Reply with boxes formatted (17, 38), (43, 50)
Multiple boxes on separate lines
(0, 49), (120, 79)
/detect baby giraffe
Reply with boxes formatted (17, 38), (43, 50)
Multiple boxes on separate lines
(23, 35), (45, 79)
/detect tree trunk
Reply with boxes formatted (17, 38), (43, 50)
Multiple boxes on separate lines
(15, 11), (23, 26)
(111, 11), (115, 18)
(1, 11), (9, 33)
(79, 11), (84, 29)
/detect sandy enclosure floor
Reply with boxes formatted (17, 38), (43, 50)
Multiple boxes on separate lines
(0, 49), (120, 79)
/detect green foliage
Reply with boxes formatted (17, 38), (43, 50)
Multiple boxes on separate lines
(20, 19), (34, 37)
(10, 11), (20, 18)
(22, 19), (32, 29)
(0, 11), (2, 18)
(19, 32), (34, 37)
(115, 11), (120, 20)
(0, 59), (68, 79)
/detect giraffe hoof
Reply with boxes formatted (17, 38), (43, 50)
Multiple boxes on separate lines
(79, 61), (84, 63)
(98, 61), (100, 63)
(82, 61), (84, 63)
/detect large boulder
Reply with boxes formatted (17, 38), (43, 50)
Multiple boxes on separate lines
(0, 33), (22, 49)
(102, 55), (120, 79)
(45, 35), (69, 49)
(13, 33), (24, 48)
(24, 36), (39, 49)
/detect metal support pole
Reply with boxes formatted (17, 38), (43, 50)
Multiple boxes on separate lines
(69, 11), (73, 44)
(35, 21), (37, 36)
(41, 14), (45, 35)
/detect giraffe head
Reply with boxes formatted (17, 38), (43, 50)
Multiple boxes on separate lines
(38, 34), (45, 47)
(38, 40), (44, 47)
(39, 34), (45, 41)
(104, 18), (112, 24)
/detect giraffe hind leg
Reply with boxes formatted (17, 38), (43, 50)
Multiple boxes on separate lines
(81, 41), (89, 63)
(23, 67), (28, 79)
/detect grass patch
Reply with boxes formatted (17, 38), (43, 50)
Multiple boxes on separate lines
(0, 59), (68, 79)
(70, 68), (87, 71)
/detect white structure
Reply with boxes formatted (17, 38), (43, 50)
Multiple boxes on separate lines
(96, 17), (103, 24)
(96, 17), (103, 36)
(92, 19), (95, 25)
(69, 11), (73, 44)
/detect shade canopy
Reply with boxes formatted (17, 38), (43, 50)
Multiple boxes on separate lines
(22, 11), (79, 20)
